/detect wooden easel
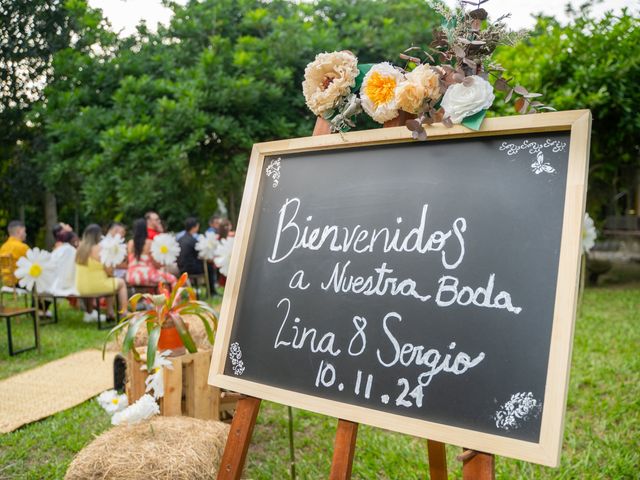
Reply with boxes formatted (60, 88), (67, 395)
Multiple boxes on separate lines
(216, 115), (496, 480)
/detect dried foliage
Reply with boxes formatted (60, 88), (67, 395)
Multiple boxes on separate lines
(403, 0), (553, 139)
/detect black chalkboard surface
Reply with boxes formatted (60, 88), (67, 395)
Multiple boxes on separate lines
(210, 112), (591, 466)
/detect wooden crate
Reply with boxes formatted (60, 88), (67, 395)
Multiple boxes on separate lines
(127, 349), (239, 421)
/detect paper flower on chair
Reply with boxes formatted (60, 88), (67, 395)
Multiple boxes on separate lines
(195, 231), (219, 261)
(582, 213), (597, 254)
(111, 394), (160, 426)
(302, 51), (359, 117)
(360, 62), (404, 123)
(214, 237), (235, 276)
(99, 234), (126, 267)
(150, 233), (180, 266)
(97, 389), (128, 414)
(14, 248), (55, 292)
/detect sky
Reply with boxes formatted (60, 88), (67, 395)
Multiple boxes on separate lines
(89, 0), (638, 36)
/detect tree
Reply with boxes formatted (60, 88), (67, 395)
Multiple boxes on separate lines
(0, 0), (75, 241)
(493, 4), (640, 219)
(26, 0), (440, 230)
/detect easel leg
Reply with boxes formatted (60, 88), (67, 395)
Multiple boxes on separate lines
(329, 419), (358, 480)
(217, 396), (261, 480)
(427, 440), (447, 480)
(460, 450), (495, 480)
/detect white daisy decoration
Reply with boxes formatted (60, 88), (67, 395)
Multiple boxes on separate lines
(99, 233), (127, 267)
(97, 389), (128, 414)
(195, 231), (219, 261)
(150, 233), (180, 266)
(14, 248), (55, 292)
(582, 212), (597, 254)
(111, 394), (159, 426)
(360, 62), (405, 124)
(214, 237), (235, 276)
(141, 350), (174, 400)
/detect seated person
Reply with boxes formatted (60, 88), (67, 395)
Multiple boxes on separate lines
(49, 230), (79, 297)
(0, 220), (29, 287)
(177, 217), (215, 293)
(207, 214), (220, 235)
(75, 224), (128, 318)
(52, 222), (73, 249)
(126, 218), (176, 287)
(107, 222), (126, 239)
(145, 211), (162, 240)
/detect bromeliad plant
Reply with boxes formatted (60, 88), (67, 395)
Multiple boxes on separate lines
(104, 273), (218, 370)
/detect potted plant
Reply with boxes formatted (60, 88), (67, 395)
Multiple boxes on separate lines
(105, 272), (218, 370)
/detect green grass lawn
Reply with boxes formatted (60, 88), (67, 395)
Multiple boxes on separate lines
(0, 282), (638, 479)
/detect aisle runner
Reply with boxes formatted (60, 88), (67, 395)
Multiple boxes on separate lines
(0, 350), (115, 433)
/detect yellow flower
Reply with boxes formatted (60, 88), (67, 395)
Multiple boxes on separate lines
(302, 51), (359, 116)
(29, 264), (42, 277)
(360, 62), (404, 123)
(364, 71), (397, 107)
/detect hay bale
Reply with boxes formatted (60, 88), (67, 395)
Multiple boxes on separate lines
(65, 416), (229, 480)
(106, 314), (213, 352)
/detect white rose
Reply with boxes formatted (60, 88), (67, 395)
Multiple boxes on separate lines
(440, 75), (495, 124)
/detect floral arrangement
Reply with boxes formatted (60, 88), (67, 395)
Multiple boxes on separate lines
(101, 274), (218, 425)
(99, 233), (127, 267)
(14, 248), (55, 292)
(302, 0), (553, 139)
(150, 233), (180, 266)
(97, 350), (173, 425)
(104, 273), (218, 371)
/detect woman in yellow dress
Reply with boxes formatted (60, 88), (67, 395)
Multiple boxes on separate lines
(76, 224), (128, 318)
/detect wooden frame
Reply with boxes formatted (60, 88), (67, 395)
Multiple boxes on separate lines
(209, 110), (592, 467)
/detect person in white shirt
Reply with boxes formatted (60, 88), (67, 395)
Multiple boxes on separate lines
(50, 230), (79, 296)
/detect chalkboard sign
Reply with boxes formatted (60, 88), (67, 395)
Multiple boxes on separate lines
(210, 111), (591, 466)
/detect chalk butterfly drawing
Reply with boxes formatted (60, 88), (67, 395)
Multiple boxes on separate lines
(531, 151), (556, 175)
(499, 138), (564, 176)
(266, 157), (281, 188)
(494, 392), (542, 431)
(228, 342), (246, 376)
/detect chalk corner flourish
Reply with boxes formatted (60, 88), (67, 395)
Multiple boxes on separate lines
(228, 341), (246, 376)
(498, 138), (566, 176)
(266, 157), (282, 188)
(494, 391), (542, 431)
